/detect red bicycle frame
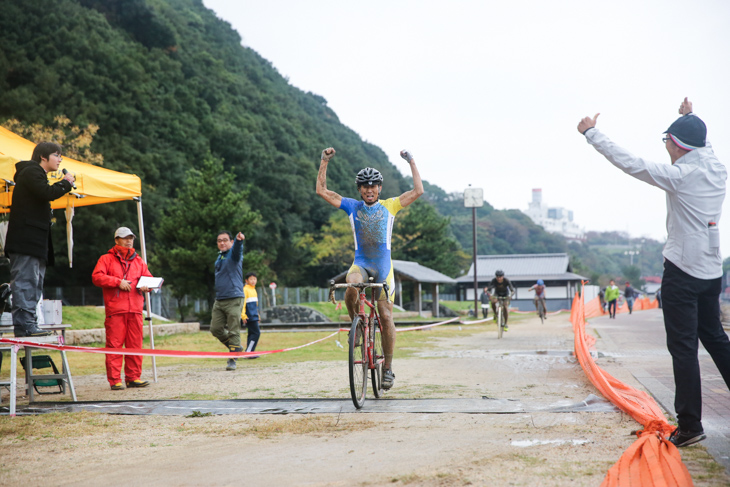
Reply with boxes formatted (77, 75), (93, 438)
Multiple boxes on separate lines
(330, 281), (388, 371)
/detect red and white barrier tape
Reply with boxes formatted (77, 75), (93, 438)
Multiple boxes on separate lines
(0, 332), (340, 359)
(0, 314), (507, 360)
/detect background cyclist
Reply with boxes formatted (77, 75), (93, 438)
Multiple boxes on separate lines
(316, 147), (424, 391)
(488, 270), (515, 330)
(528, 279), (547, 319)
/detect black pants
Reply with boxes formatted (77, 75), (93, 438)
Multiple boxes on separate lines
(245, 319), (261, 352)
(607, 299), (617, 318)
(662, 259), (730, 432)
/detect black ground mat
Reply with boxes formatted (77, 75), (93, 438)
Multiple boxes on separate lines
(4, 394), (618, 416)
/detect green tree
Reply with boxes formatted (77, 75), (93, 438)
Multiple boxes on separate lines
(294, 212), (354, 284)
(621, 265), (645, 289)
(392, 200), (469, 276)
(2, 115), (104, 165)
(152, 158), (265, 319)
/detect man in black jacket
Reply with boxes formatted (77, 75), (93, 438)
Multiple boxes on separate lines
(5, 142), (75, 337)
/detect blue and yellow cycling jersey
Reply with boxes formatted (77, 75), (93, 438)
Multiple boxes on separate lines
(340, 197), (403, 298)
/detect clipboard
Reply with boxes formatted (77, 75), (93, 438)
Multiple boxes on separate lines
(137, 276), (164, 291)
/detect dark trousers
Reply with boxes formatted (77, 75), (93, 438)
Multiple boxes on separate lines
(245, 319), (260, 352)
(607, 299), (617, 317)
(9, 254), (46, 332)
(662, 259), (730, 432)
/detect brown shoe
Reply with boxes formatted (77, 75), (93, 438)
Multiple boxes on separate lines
(126, 379), (150, 388)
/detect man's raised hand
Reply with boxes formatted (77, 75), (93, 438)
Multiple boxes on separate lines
(236, 232), (245, 241)
(321, 147), (335, 162)
(679, 97), (693, 115)
(400, 150), (414, 163)
(577, 113), (600, 134)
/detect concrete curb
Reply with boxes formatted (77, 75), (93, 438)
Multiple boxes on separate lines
(65, 322), (200, 345)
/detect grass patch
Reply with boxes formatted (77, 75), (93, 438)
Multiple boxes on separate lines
(441, 300), (476, 314)
(61, 306), (166, 330)
(244, 415), (375, 439)
(681, 446), (730, 483)
(304, 301), (429, 323)
(0, 412), (121, 441)
(177, 415), (376, 439)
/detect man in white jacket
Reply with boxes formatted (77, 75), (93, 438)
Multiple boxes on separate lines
(577, 98), (730, 448)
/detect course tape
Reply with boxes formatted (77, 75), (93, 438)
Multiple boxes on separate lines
(0, 332), (339, 359)
(0, 315), (498, 360)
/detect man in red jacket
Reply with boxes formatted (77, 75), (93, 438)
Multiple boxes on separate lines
(92, 227), (153, 390)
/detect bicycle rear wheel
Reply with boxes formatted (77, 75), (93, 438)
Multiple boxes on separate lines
(497, 305), (503, 339)
(349, 316), (367, 409)
(371, 316), (384, 398)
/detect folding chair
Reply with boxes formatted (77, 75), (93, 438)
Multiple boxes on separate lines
(19, 354), (65, 395)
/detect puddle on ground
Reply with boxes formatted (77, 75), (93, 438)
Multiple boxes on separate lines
(511, 438), (592, 447)
(417, 349), (581, 359)
(509, 350), (574, 356)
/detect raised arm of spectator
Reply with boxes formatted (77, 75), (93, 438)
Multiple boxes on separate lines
(398, 150), (424, 208)
(231, 232), (245, 262)
(316, 147), (343, 208)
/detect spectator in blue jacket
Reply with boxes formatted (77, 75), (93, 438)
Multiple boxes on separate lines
(212, 230), (245, 371)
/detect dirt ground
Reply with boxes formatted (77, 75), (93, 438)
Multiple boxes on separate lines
(1, 314), (728, 486)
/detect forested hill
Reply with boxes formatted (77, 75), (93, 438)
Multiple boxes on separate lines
(0, 0), (411, 283)
(0, 0), (582, 297)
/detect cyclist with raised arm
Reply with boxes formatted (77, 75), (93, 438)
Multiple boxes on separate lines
(488, 270), (515, 330)
(528, 279), (547, 319)
(316, 147), (424, 390)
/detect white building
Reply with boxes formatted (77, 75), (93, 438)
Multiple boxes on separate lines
(524, 188), (585, 241)
(456, 253), (587, 311)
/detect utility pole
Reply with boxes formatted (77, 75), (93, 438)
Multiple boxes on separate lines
(464, 186), (484, 318)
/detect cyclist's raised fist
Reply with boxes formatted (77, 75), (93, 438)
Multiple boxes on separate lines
(321, 147), (336, 161)
(400, 150), (414, 163)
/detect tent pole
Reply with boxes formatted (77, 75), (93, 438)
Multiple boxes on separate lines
(135, 197), (157, 382)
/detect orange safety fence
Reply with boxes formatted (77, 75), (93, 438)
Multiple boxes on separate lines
(584, 295), (659, 319)
(571, 285), (693, 486)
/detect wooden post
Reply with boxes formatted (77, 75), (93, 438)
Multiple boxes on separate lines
(433, 283), (440, 318)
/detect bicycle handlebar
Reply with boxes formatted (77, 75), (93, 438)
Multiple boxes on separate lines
(328, 280), (390, 304)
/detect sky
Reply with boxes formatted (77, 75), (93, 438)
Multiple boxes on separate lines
(202, 0), (730, 256)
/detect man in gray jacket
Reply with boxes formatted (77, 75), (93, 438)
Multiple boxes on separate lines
(578, 98), (730, 447)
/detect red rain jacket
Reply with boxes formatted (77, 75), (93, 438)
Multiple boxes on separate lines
(92, 246), (152, 316)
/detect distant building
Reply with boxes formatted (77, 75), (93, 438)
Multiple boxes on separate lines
(524, 188), (585, 241)
(455, 253), (587, 311)
(642, 275), (662, 295)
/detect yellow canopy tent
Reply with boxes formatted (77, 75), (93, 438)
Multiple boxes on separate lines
(0, 125), (159, 381)
(0, 125), (141, 210)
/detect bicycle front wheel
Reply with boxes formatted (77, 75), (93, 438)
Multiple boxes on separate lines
(497, 305), (503, 339)
(349, 316), (367, 409)
(371, 317), (384, 398)
(539, 301), (545, 324)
